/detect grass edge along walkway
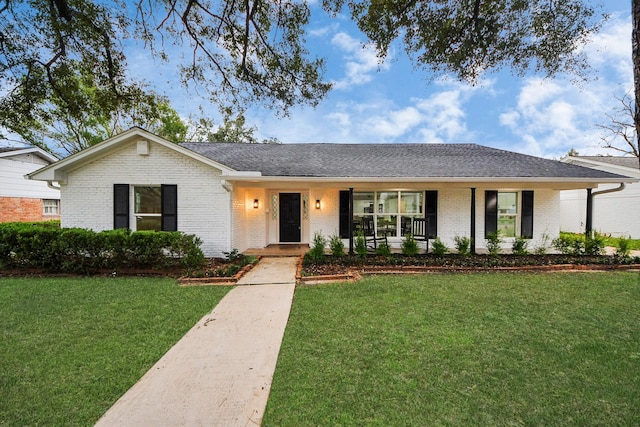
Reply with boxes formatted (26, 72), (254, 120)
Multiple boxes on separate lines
(264, 272), (640, 426)
(0, 277), (230, 426)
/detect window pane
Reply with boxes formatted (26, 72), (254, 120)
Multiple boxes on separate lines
(134, 187), (161, 214)
(354, 192), (375, 214)
(136, 216), (161, 231)
(498, 216), (517, 237)
(377, 215), (397, 237)
(498, 192), (518, 215)
(43, 199), (59, 215)
(401, 192), (423, 214)
(378, 192), (398, 213)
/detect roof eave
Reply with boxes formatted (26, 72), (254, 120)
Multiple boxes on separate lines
(222, 175), (638, 184)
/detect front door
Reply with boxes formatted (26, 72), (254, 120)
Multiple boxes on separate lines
(279, 193), (301, 243)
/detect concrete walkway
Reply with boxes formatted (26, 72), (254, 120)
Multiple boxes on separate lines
(95, 257), (299, 427)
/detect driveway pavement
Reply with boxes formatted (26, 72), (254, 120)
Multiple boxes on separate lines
(95, 257), (298, 427)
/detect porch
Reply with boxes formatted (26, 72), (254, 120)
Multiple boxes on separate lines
(243, 244), (310, 257)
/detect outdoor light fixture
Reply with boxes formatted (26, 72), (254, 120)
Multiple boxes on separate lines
(315, 199), (321, 209)
(253, 199), (259, 209)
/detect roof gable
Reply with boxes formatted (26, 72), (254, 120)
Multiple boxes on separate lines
(28, 127), (238, 183)
(0, 146), (58, 164)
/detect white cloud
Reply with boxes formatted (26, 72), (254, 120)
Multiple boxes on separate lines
(330, 32), (390, 90)
(497, 12), (634, 158)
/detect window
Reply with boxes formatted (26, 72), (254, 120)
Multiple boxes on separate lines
(114, 184), (178, 231)
(497, 192), (518, 237)
(43, 199), (59, 215)
(134, 186), (162, 231)
(353, 191), (423, 238)
(485, 191), (534, 238)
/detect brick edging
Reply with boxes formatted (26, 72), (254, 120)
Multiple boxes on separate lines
(297, 263), (640, 285)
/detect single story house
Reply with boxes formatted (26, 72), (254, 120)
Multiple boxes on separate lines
(1, 146), (60, 223)
(28, 128), (637, 257)
(560, 156), (640, 238)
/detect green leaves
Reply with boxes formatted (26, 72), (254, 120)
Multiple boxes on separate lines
(330, 0), (603, 84)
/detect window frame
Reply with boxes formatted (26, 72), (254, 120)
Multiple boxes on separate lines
(133, 185), (162, 231)
(497, 191), (519, 238)
(43, 199), (59, 215)
(353, 190), (424, 238)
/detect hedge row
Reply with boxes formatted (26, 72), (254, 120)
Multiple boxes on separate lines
(0, 222), (205, 273)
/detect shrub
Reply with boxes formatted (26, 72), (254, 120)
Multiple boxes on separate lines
(401, 233), (419, 256)
(616, 236), (632, 258)
(453, 236), (471, 255)
(223, 248), (243, 262)
(552, 232), (604, 256)
(375, 241), (392, 256)
(430, 237), (448, 257)
(552, 233), (583, 255)
(533, 233), (550, 255)
(512, 236), (529, 255)
(585, 234), (605, 256)
(0, 222), (204, 272)
(485, 231), (503, 256)
(308, 232), (326, 260)
(354, 230), (367, 259)
(329, 235), (345, 258)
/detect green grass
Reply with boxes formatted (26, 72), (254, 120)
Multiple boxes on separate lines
(264, 272), (640, 426)
(0, 277), (230, 426)
(561, 231), (640, 250)
(602, 235), (640, 250)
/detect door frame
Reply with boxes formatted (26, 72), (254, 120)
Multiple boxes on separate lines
(279, 193), (302, 243)
(268, 190), (309, 244)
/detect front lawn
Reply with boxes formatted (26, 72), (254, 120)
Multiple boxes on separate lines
(264, 272), (640, 426)
(0, 277), (230, 426)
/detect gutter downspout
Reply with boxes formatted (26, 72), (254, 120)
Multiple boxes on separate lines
(47, 181), (61, 190)
(585, 183), (626, 238)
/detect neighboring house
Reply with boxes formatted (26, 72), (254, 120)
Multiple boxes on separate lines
(0, 146), (60, 223)
(560, 156), (640, 238)
(28, 128), (636, 257)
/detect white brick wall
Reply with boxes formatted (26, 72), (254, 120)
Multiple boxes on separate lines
(310, 188), (340, 239)
(61, 137), (564, 257)
(62, 140), (231, 257)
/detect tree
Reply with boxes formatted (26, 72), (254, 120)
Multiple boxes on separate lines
(326, 0), (603, 83)
(0, 0), (330, 146)
(598, 93), (640, 168)
(566, 147), (580, 157)
(187, 109), (280, 144)
(1, 0), (605, 147)
(40, 72), (188, 155)
(633, 0), (640, 165)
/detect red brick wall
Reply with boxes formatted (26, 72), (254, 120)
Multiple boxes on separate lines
(0, 197), (60, 223)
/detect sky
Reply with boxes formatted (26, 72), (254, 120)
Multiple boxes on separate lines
(158, 0), (632, 160)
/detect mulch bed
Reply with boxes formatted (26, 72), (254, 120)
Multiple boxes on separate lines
(298, 254), (640, 284)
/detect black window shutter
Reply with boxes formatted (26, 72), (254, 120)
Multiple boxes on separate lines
(114, 184), (129, 229)
(425, 191), (438, 238)
(339, 190), (350, 238)
(521, 191), (534, 239)
(161, 184), (178, 231)
(485, 190), (498, 238)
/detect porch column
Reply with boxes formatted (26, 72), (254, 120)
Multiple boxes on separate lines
(585, 188), (593, 239)
(470, 188), (476, 254)
(348, 187), (354, 255)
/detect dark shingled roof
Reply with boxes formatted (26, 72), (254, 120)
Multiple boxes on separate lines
(179, 142), (628, 179)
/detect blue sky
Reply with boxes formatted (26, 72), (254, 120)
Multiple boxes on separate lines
(105, 0), (636, 159)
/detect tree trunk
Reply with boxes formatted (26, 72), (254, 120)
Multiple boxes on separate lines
(634, 0), (640, 169)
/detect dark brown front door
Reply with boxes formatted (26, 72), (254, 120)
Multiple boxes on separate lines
(279, 193), (301, 243)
